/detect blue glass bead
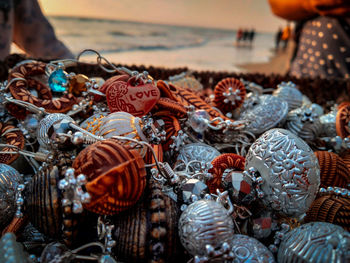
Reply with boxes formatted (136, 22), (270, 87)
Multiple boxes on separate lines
(48, 69), (68, 92)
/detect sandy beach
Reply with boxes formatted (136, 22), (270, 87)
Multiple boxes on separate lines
(238, 41), (294, 75)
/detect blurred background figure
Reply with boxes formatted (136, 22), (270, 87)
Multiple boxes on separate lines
(236, 27), (243, 45)
(249, 28), (256, 46)
(275, 27), (283, 50)
(0, 0), (73, 60)
(281, 23), (292, 50)
(269, 0), (350, 79)
(242, 28), (249, 43)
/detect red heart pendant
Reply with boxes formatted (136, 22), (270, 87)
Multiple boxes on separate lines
(106, 77), (160, 117)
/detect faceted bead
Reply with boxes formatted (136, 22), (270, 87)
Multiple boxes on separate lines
(68, 74), (89, 96)
(181, 178), (208, 204)
(223, 171), (254, 205)
(188, 110), (210, 133)
(48, 69), (68, 92)
(251, 212), (273, 239)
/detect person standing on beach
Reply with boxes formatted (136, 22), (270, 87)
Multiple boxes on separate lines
(236, 28), (243, 45)
(249, 28), (256, 46)
(281, 23), (292, 50)
(0, 0), (73, 60)
(275, 27), (283, 50)
(268, 0), (350, 79)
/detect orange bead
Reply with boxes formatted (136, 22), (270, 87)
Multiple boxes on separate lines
(73, 139), (146, 215)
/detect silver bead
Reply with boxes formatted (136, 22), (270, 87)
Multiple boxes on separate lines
(230, 234), (275, 263)
(71, 131), (84, 145)
(37, 113), (74, 149)
(284, 105), (322, 142)
(76, 174), (87, 185)
(245, 128), (320, 217)
(319, 110), (337, 137)
(65, 168), (75, 178)
(278, 222), (350, 263)
(272, 81), (303, 112)
(181, 179), (208, 204)
(239, 95), (289, 135)
(0, 164), (22, 230)
(177, 143), (220, 170)
(178, 199), (234, 256)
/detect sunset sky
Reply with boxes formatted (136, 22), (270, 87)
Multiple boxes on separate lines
(39, 0), (285, 32)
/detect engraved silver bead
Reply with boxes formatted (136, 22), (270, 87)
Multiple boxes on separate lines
(239, 95), (289, 135)
(245, 128), (320, 217)
(278, 222), (350, 263)
(0, 164), (22, 230)
(230, 234), (275, 263)
(177, 143), (220, 169)
(284, 105), (322, 142)
(272, 81), (303, 112)
(37, 113), (74, 149)
(178, 199), (234, 256)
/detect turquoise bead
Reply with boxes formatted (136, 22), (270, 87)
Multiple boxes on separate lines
(48, 69), (68, 92)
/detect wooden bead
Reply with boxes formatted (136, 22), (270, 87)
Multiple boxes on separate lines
(73, 138), (147, 215)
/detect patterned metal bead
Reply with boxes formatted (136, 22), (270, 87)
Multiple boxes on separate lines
(25, 154), (78, 246)
(230, 234), (275, 263)
(239, 95), (289, 135)
(277, 222), (350, 263)
(72, 138), (146, 215)
(305, 194), (350, 231)
(177, 143), (220, 168)
(245, 128), (320, 217)
(284, 105), (322, 142)
(112, 179), (184, 263)
(80, 112), (108, 135)
(37, 113), (74, 149)
(0, 164), (22, 230)
(96, 112), (148, 156)
(319, 110), (337, 137)
(272, 81), (303, 112)
(178, 199), (234, 256)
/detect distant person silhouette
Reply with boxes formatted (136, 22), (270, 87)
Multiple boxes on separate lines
(281, 23), (292, 50)
(269, 0), (350, 79)
(0, 0), (73, 60)
(236, 28), (243, 44)
(275, 27), (283, 50)
(248, 28), (256, 45)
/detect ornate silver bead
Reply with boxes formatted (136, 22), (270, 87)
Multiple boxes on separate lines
(245, 128), (320, 217)
(239, 95), (289, 135)
(37, 113), (74, 148)
(178, 199), (234, 256)
(177, 143), (220, 168)
(320, 110), (337, 137)
(278, 222), (350, 263)
(284, 104), (322, 142)
(230, 234), (275, 263)
(0, 164), (22, 230)
(272, 81), (303, 112)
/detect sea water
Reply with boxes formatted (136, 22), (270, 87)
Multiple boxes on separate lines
(39, 16), (277, 71)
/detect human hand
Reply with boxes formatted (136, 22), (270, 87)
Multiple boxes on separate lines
(306, 0), (350, 16)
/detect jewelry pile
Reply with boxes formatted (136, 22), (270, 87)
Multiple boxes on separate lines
(0, 51), (349, 263)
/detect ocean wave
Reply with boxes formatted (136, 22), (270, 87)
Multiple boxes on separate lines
(99, 40), (207, 53)
(109, 31), (134, 37)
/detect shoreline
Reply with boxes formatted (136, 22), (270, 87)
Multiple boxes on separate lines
(238, 41), (294, 75)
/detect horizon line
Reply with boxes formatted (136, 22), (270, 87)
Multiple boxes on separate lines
(47, 14), (274, 33)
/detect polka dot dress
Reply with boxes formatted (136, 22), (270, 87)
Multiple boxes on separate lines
(290, 17), (350, 79)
